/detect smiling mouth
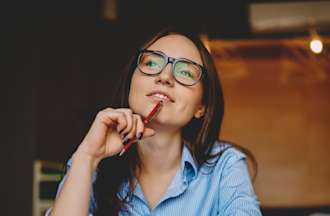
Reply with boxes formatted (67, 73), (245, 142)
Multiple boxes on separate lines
(146, 92), (175, 103)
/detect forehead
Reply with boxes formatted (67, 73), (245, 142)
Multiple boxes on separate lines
(147, 34), (203, 65)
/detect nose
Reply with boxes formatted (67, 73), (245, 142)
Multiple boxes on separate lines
(154, 63), (175, 87)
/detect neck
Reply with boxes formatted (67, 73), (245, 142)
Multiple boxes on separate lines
(136, 129), (183, 176)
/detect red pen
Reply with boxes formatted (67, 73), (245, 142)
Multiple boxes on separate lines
(119, 100), (163, 156)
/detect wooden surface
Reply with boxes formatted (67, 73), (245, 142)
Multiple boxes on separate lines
(213, 39), (330, 206)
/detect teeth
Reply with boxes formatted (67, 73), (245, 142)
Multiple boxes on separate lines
(152, 93), (169, 100)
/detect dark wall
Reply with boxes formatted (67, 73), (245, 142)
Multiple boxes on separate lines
(6, 0), (251, 160)
(3, 29), (38, 216)
(3, 1), (125, 215)
(3, 0), (250, 215)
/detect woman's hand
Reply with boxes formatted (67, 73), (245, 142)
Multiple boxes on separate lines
(75, 108), (155, 168)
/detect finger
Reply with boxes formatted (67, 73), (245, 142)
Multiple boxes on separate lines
(141, 128), (156, 139)
(115, 109), (133, 136)
(96, 110), (127, 132)
(135, 114), (144, 139)
(124, 115), (138, 141)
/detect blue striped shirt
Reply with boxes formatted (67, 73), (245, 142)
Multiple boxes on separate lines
(47, 141), (262, 215)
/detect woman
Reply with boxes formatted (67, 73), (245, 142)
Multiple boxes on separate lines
(48, 29), (262, 215)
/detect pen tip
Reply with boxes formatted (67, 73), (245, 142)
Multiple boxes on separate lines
(119, 149), (125, 156)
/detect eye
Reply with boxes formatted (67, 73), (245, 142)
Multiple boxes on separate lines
(145, 60), (159, 68)
(177, 70), (194, 78)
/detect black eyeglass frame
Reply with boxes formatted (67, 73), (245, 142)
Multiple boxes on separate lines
(136, 49), (206, 86)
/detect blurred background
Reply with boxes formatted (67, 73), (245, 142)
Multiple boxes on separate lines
(2, 0), (330, 215)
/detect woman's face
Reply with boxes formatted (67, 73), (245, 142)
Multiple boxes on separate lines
(128, 34), (205, 130)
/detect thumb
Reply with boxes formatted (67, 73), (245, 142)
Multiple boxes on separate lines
(142, 128), (156, 138)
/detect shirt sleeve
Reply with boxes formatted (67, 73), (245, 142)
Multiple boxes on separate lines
(44, 158), (97, 216)
(218, 149), (262, 216)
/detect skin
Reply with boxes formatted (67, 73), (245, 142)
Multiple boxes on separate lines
(49, 34), (206, 215)
(128, 34), (205, 173)
(127, 34), (206, 208)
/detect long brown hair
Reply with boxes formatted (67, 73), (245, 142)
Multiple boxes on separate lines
(93, 28), (257, 215)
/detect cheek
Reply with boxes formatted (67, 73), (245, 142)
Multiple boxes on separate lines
(128, 70), (150, 113)
(178, 98), (201, 115)
(176, 85), (204, 119)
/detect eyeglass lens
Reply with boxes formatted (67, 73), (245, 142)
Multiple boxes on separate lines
(138, 52), (201, 85)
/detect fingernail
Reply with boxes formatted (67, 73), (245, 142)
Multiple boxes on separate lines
(122, 136), (130, 144)
(137, 132), (143, 140)
(121, 133), (128, 139)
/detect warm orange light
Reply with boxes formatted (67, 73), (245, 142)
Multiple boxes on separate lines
(200, 34), (211, 53)
(309, 38), (323, 54)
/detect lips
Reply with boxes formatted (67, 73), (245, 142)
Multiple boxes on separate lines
(146, 90), (175, 103)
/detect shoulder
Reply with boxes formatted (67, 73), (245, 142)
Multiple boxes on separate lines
(199, 140), (249, 177)
(210, 140), (247, 165)
(207, 141), (262, 215)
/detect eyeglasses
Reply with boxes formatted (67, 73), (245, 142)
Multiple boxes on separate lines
(136, 49), (205, 86)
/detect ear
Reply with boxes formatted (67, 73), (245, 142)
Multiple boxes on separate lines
(194, 105), (206, 119)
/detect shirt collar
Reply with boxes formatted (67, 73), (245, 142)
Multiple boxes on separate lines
(181, 143), (198, 184)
